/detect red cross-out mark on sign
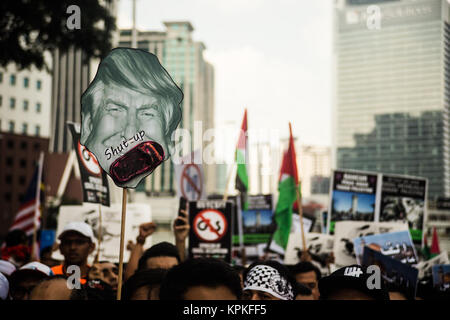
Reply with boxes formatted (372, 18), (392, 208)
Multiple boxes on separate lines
(180, 164), (203, 201)
(193, 209), (228, 242)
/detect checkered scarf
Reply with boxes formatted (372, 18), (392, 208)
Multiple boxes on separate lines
(243, 265), (294, 300)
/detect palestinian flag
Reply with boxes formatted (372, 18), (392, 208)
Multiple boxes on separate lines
(422, 232), (431, 261)
(235, 109), (248, 210)
(269, 124), (299, 254)
(431, 227), (440, 258)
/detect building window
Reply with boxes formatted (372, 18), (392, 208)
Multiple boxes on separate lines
(4, 193), (11, 202)
(36, 80), (42, 90)
(36, 102), (41, 113)
(33, 142), (40, 151)
(10, 74), (16, 86)
(20, 159), (27, 168)
(35, 125), (40, 136)
(24, 77), (29, 88)
(0, 95), (2, 107)
(19, 176), (26, 184)
(5, 175), (12, 184)
(7, 140), (14, 148)
(6, 157), (13, 166)
(10, 97), (15, 109)
(8, 121), (14, 133)
(23, 100), (29, 111)
(0, 72), (3, 83)
(20, 141), (27, 149)
(22, 123), (28, 134)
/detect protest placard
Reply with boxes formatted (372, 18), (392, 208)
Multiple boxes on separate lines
(378, 174), (427, 244)
(362, 246), (419, 299)
(67, 122), (110, 206)
(188, 200), (233, 263)
(432, 264), (450, 292)
(53, 203), (151, 263)
(333, 221), (408, 267)
(416, 251), (450, 279)
(353, 230), (418, 266)
(328, 170), (379, 234)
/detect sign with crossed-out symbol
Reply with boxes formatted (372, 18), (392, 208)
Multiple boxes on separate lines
(193, 209), (228, 242)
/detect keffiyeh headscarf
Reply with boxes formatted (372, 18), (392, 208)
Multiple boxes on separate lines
(243, 264), (294, 300)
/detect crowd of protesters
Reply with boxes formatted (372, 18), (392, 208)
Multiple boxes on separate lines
(0, 209), (448, 301)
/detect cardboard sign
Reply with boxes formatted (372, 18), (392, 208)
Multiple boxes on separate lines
(362, 246), (419, 299)
(328, 170), (379, 234)
(353, 230), (418, 266)
(284, 232), (335, 275)
(80, 48), (183, 188)
(378, 174), (427, 244)
(53, 203), (151, 263)
(174, 150), (206, 201)
(333, 221), (408, 267)
(188, 200), (233, 263)
(67, 122), (110, 206)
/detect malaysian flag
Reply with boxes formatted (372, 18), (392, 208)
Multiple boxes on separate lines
(9, 152), (44, 236)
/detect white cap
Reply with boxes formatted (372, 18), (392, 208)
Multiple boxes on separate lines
(0, 260), (16, 276)
(19, 262), (54, 277)
(0, 272), (9, 300)
(58, 222), (95, 242)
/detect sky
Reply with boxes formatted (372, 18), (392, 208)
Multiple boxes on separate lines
(117, 0), (333, 153)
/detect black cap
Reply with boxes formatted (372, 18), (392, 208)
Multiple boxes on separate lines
(319, 265), (389, 300)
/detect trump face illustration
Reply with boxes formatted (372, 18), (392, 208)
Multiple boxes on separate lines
(80, 48), (183, 188)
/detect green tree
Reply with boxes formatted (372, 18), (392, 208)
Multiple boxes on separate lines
(0, 0), (116, 71)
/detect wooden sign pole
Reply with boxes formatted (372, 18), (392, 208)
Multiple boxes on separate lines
(289, 123), (306, 253)
(116, 188), (127, 300)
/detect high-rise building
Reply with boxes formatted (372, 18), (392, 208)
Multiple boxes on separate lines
(50, 0), (118, 152)
(0, 132), (49, 238)
(0, 55), (52, 139)
(333, 0), (450, 199)
(119, 21), (216, 196)
(298, 145), (332, 197)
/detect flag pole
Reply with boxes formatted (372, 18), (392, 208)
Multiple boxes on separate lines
(289, 123), (306, 253)
(116, 188), (127, 300)
(223, 162), (236, 202)
(31, 152), (44, 261)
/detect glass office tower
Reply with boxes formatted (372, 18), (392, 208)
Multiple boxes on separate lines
(333, 0), (450, 199)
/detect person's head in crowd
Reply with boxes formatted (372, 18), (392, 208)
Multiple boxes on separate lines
(39, 246), (60, 268)
(0, 259), (17, 278)
(319, 265), (389, 300)
(88, 261), (119, 291)
(9, 262), (53, 300)
(232, 265), (246, 289)
(159, 258), (241, 300)
(70, 279), (116, 300)
(57, 222), (96, 267)
(1, 229), (30, 268)
(242, 260), (297, 301)
(295, 282), (314, 300)
(290, 261), (321, 300)
(122, 268), (167, 300)
(137, 241), (180, 271)
(0, 272), (9, 300)
(29, 276), (72, 300)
